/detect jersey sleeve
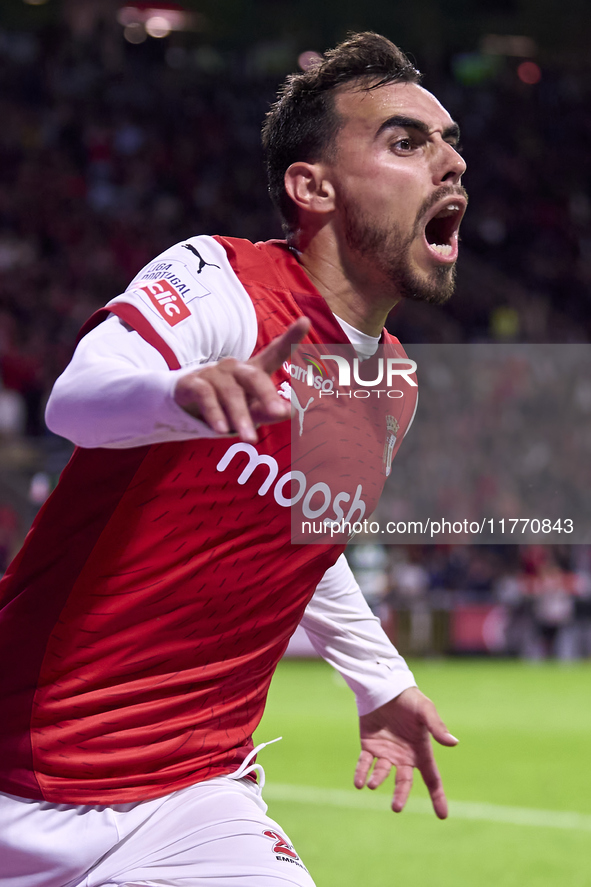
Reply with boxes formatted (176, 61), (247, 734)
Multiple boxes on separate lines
(45, 236), (258, 449)
(301, 553), (416, 715)
(107, 235), (258, 368)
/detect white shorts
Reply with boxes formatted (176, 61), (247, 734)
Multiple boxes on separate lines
(0, 776), (315, 887)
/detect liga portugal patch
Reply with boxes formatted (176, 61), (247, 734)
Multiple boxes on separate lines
(138, 279), (191, 326)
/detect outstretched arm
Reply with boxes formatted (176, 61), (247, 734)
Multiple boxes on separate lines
(46, 308), (308, 448)
(46, 233), (309, 448)
(303, 554), (458, 818)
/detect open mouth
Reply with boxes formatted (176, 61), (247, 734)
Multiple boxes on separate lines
(423, 198), (466, 262)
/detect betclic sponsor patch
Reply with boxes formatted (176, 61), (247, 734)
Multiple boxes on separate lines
(138, 279), (191, 326)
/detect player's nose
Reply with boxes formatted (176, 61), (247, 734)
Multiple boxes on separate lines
(434, 139), (466, 185)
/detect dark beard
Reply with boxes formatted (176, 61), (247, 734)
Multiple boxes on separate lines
(342, 188), (464, 306)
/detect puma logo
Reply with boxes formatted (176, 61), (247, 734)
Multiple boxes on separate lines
(278, 381), (313, 437)
(182, 243), (220, 273)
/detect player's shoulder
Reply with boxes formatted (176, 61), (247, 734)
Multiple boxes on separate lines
(117, 234), (260, 325)
(212, 236), (292, 290)
(122, 235), (290, 301)
(125, 235), (235, 304)
(105, 235), (260, 366)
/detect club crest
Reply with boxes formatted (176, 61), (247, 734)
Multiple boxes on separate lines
(383, 415), (399, 477)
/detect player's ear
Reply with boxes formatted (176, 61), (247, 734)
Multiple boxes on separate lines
(284, 162), (335, 219)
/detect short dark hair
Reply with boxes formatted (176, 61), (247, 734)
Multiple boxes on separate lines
(262, 32), (421, 236)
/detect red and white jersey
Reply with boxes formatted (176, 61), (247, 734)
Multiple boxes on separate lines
(0, 237), (417, 805)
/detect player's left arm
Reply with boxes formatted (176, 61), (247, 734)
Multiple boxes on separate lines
(301, 554), (458, 819)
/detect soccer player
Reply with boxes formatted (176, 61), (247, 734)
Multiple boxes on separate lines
(0, 32), (466, 887)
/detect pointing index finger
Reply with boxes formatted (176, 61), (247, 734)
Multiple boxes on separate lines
(251, 317), (310, 376)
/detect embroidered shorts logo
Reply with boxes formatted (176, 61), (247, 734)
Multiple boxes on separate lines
(263, 829), (308, 871)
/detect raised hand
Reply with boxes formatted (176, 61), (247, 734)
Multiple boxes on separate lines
(174, 317), (310, 443)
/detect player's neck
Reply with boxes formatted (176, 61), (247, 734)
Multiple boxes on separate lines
(291, 227), (400, 337)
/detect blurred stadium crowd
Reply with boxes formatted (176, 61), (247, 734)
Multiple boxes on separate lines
(380, 343), (591, 544)
(348, 543), (591, 660)
(0, 13), (590, 657)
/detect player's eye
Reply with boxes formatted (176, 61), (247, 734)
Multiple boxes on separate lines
(392, 138), (414, 152)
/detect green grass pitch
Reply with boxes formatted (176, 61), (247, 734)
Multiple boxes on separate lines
(254, 658), (591, 887)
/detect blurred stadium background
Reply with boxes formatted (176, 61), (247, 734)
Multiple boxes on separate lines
(0, 2), (589, 883)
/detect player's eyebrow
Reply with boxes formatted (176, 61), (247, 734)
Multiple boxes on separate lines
(375, 115), (461, 145)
